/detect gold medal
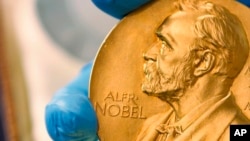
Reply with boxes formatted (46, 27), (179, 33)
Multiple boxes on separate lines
(90, 0), (250, 140)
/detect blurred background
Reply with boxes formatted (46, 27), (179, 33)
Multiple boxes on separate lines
(0, 0), (249, 141)
(1, 0), (118, 140)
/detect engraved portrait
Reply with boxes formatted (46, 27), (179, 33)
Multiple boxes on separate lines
(90, 0), (250, 140)
(137, 0), (250, 140)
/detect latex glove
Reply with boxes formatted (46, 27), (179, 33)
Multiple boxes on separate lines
(92, 0), (249, 19)
(45, 62), (98, 141)
(92, 0), (151, 19)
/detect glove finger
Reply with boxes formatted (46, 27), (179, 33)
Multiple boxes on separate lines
(45, 90), (98, 141)
(92, 0), (151, 19)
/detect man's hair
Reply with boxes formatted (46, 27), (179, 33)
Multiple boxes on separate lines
(176, 0), (249, 79)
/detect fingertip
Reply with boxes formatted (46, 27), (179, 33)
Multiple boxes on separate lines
(92, 0), (125, 19)
(92, 0), (151, 19)
(45, 92), (98, 140)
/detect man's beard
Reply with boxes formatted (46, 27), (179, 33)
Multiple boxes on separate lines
(141, 57), (196, 102)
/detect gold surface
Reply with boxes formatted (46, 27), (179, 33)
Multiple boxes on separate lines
(90, 0), (250, 140)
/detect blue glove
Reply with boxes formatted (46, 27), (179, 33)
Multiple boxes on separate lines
(92, 0), (249, 19)
(92, 0), (151, 19)
(45, 62), (98, 141)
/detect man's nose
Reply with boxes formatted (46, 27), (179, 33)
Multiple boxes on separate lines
(143, 42), (160, 61)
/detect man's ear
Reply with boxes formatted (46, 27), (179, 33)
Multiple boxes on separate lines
(193, 51), (215, 77)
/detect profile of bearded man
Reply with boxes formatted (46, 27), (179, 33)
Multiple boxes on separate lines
(137, 0), (250, 141)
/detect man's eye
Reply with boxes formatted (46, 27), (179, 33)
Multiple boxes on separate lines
(161, 41), (172, 54)
(161, 41), (166, 48)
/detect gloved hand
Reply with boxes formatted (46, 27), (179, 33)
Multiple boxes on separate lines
(45, 1), (249, 141)
(45, 62), (99, 141)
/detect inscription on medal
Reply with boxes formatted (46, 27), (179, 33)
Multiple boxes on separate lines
(94, 91), (146, 119)
(244, 102), (250, 111)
